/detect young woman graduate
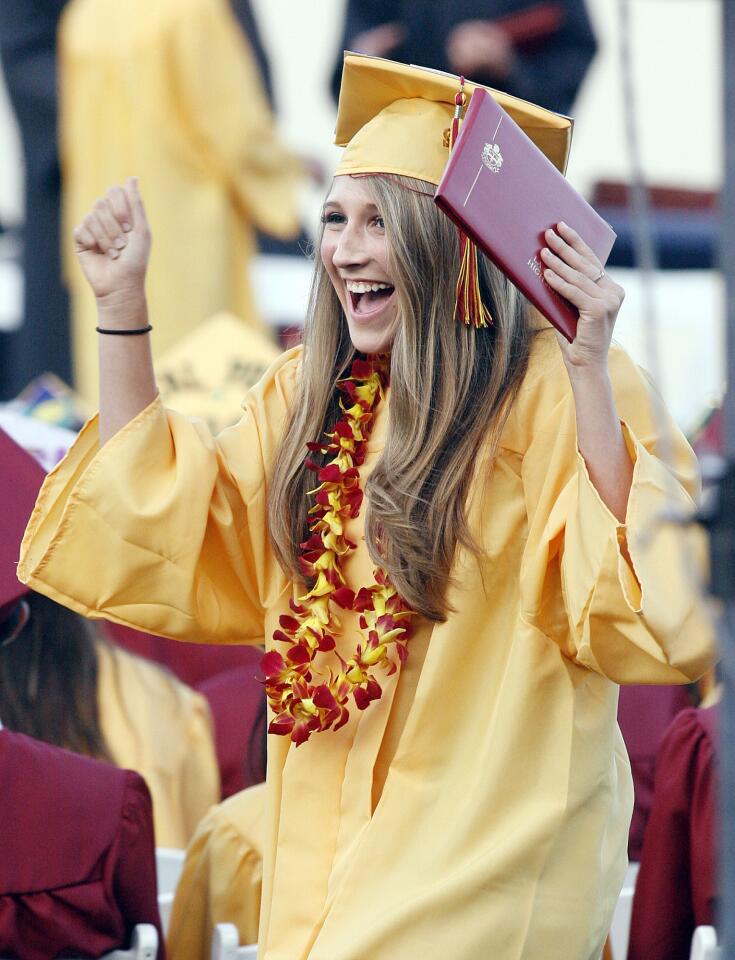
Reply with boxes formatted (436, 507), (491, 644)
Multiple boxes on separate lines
(19, 54), (714, 960)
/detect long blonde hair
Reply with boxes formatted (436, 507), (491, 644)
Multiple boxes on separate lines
(268, 174), (533, 622)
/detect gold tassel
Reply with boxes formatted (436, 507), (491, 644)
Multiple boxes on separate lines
(449, 77), (493, 329)
(454, 230), (493, 328)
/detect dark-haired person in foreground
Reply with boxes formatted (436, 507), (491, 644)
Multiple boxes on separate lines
(0, 436), (163, 958)
(0, 427), (220, 847)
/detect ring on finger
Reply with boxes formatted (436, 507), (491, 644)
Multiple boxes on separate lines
(592, 268), (606, 283)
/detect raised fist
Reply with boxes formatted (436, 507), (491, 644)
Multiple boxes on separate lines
(73, 177), (151, 301)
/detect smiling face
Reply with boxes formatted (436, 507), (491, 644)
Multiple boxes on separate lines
(320, 176), (399, 355)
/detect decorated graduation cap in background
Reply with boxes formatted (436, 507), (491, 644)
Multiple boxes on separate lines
(333, 53), (573, 328)
(156, 312), (281, 435)
(0, 429), (47, 643)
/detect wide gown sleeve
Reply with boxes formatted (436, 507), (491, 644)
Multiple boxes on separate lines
(18, 349), (300, 644)
(519, 340), (714, 684)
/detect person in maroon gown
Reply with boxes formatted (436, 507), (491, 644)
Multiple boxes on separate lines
(0, 727), (163, 959)
(626, 703), (719, 960)
(196, 658), (267, 798)
(617, 683), (692, 860)
(0, 426), (163, 957)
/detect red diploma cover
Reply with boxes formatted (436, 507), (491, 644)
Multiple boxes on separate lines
(435, 89), (616, 342)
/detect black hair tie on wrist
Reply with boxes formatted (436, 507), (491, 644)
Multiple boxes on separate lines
(95, 324), (153, 335)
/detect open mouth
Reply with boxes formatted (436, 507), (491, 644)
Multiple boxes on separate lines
(346, 281), (396, 317)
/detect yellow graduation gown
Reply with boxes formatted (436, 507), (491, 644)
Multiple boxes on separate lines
(19, 335), (714, 959)
(167, 782), (265, 957)
(59, 0), (303, 404)
(96, 640), (220, 848)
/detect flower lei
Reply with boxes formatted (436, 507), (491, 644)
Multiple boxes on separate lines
(261, 357), (414, 746)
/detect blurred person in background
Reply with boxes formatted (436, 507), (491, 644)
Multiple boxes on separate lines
(167, 704), (268, 956)
(0, 724), (163, 957)
(0, 591), (221, 848)
(230, 0), (273, 103)
(0, 422), (163, 954)
(167, 783), (265, 956)
(332, 0), (597, 116)
(227, 0), (321, 259)
(627, 699), (719, 960)
(0, 0), (72, 401)
(1, 426), (220, 848)
(617, 683), (693, 861)
(197, 657), (268, 799)
(58, 0), (303, 403)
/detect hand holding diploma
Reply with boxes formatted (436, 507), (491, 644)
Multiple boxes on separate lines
(541, 221), (633, 523)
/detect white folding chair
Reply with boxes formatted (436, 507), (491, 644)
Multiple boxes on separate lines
(608, 861), (640, 960)
(155, 847), (186, 935)
(102, 924), (158, 960)
(689, 926), (722, 960)
(211, 923), (258, 960)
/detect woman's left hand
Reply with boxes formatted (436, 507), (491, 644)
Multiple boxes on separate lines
(540, 221), (625, 374)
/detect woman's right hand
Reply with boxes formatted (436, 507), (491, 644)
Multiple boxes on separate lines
(73, 177), (151, 303)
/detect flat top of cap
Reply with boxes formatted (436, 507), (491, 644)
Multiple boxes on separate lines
(334, 53), (572, 175)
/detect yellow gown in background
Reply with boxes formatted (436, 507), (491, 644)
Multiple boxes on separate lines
(19, 335), (714, 959)
(58, 0), (303, 403)
(96, 639), (220, 848)
(167, 782), (266, 957)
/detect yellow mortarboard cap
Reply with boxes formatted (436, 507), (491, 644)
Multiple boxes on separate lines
(334, 53), (573, 185)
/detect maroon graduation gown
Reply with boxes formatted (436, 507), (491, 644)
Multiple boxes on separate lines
(627, 704), (718, 960)
(617, 684), (691, 860)
(0, 729), (164, 959)
(104, 621), (259, 688)
(197, 657), (266, 799)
